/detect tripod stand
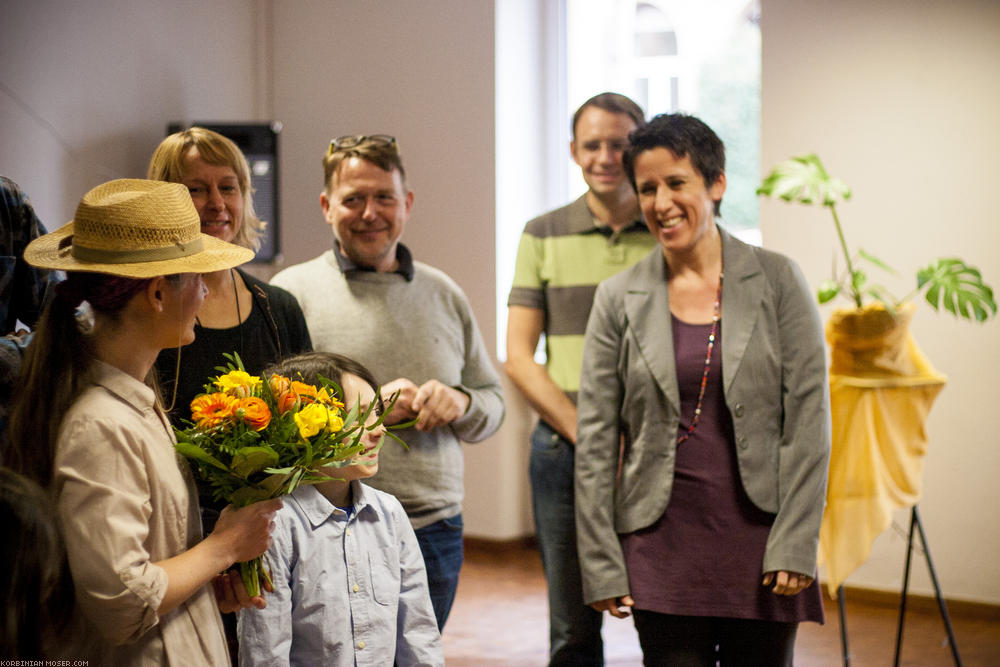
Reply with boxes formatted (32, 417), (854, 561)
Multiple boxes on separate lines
(836, 505), (963, 666)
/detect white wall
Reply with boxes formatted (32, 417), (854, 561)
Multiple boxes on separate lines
(0, 0), (262, 227)
(2, 0), (998, 604)
(761, 0), (1000, 604)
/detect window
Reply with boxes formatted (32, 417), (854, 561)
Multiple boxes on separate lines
(566, 0), (761, 238)
(496, 0), (760, 358)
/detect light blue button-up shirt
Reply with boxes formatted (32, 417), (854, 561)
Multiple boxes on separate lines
(238, 481), (443, 666)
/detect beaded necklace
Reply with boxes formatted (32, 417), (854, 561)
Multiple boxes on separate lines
(677, 271), (723, 445)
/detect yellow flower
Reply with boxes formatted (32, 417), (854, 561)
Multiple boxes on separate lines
(322, 388), (346, 410)
(215, 370), (262, 397)
(190, 393), (238, 429)
(294, 403), (345, 440)
(294, 403), (329, 439)
(325, 406), (344, 433)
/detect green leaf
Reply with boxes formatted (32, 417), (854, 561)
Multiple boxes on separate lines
(850, 269), (868, 292)
(918, 258), (997, 322)
(857, 248), (898, 275)
(757, 154), (852, 207)
(229, 485), (273, 506)
(864, 284), (898, 309)
(231, 446), (280, 478)
(175, 441), (229, 471)
(383, 429), (411, 450)
(817, 280), (841, 304)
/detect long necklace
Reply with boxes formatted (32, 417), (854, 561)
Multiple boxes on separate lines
(677, 272), (723, 445)
(231, 268), (244, 358)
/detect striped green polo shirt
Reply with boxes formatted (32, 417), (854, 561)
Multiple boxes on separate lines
(507, 195), (657, 403)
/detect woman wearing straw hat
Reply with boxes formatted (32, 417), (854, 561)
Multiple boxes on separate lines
(147, 128), (312, 434)
(5, 179), (282, 665)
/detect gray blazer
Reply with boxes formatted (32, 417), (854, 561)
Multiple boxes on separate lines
(575, 226), (831, 605)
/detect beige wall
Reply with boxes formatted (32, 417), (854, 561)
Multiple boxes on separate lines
(266, 0), (531, 539)
(2, 0), (998, 604)
(0, 0), (262, 227)
(761, 0), (1000, 603)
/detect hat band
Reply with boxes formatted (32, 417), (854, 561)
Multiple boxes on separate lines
(70, 237), (205, 264)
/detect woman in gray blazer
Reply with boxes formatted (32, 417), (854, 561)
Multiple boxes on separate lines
(575, 114), (830, 666)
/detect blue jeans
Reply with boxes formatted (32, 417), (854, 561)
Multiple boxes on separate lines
(530, 421), (603, 666)
(414, 513), (464, 631)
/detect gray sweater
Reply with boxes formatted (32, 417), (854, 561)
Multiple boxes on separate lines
(272, 249), (504, 529)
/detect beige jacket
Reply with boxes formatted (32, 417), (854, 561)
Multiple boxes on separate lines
(54, 361), (228, 666)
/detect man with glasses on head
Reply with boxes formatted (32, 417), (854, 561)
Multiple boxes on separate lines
(271, 135), (504, 631)
(505, 93), (654, 665)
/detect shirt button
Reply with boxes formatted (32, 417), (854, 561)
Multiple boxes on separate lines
(734, 403), (745, 418)
(352, 584), (360, 593)
(737, 435), (749, 449)
(357, 641), (366, 650)
(345, 528), (352, 536)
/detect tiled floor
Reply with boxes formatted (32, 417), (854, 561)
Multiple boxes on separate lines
(443, 540), (1000, 666)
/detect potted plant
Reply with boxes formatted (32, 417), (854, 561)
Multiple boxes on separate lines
(757, 154), (996, 602)
(757, 154), (996, 322)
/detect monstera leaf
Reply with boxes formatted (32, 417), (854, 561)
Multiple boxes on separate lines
(757, 154), (851, 206)
(918, 259), (997, 323)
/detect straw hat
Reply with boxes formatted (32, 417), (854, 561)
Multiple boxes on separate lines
(24, 178), (254, 278)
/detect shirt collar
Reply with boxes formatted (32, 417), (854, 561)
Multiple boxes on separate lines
(292, 480), (382, 528)
(333, 240), (416, 281)
(90, 360), (158, 413)
(566, 194), (647, 237)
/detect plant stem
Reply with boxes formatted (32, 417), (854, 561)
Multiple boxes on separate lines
(829, 203), (863, 308)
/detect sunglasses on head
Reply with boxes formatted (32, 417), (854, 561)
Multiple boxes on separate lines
(326, 134), (398, 156)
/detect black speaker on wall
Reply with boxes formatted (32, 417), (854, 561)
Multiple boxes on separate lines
(166, 121), (282, 263)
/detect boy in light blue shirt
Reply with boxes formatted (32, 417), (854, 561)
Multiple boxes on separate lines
(238, 352), (443, 666)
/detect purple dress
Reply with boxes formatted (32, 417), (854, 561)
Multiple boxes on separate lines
(620, 315), (824, 623)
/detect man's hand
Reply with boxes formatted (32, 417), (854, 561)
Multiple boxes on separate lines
(762, 570), (813, 596)
(381, 378), (470, 431)
(590, 595), (634, 619)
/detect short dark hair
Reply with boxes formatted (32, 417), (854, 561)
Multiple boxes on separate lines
(623, 113), (726, 216)
(571, 92), (645, 140)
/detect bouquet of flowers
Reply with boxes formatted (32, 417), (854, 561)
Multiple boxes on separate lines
(174, 353), (400, 596)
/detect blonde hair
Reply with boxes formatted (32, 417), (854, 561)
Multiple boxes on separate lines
(147, 127), (265, 251)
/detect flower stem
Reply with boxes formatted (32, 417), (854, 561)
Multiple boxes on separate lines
(829, 203), (863, 308)
(240, 559), (261, 598)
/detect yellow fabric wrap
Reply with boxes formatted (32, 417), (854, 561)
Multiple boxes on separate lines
(818, 303), (946, 596)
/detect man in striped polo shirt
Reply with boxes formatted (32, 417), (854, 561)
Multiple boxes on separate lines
(505, 93), (655, 665)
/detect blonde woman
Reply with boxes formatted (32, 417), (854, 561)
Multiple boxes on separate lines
(147, 128), (311, 433)
(7, 179), (281, 664)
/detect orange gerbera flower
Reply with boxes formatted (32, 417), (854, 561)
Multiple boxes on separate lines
(190, 393), (238, 429)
